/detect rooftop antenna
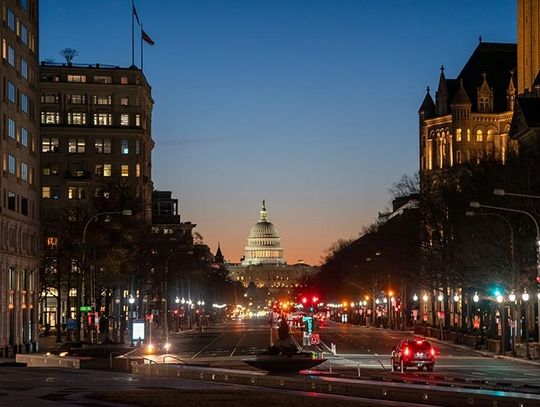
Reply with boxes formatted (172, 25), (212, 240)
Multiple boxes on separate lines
(59, 48), (78, 65)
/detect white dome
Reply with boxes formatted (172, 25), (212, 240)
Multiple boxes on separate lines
(242, 201), (286, 266)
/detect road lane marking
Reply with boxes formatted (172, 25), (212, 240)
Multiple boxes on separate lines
(229, 332), (247, 357)
(191, 332), (226, 359)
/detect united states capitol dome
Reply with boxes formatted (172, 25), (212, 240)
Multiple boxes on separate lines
(242, 201), (286, 266)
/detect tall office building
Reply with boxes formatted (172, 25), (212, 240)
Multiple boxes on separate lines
(0, 0), (40, 356)
(39, 63), (154, 330)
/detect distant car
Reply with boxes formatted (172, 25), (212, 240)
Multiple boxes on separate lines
(391, 339), (436, 372)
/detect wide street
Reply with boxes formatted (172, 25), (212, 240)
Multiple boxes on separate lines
(165, 318), (540, 391)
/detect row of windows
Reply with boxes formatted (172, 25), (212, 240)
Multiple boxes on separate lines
(4, 78), (32, 114)
(2, 39), (30, 80)
(42, 174), (140, 200)
(6, 267), (35, 291)
(41, 73), (131, 85)
(2, 188), (33, 217)
(41, 94), (134, 106)
(5, 6), (35, 52)
(42, 137), (140, 154)
(4, 115), (32, 149)
(3, 153), (33, 183)
(42, 163), (141, 178)
(455, 129), (495, 143)
(41, 111), (141, 127)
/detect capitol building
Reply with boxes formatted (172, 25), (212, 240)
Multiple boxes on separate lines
(226, 201), (317, 297)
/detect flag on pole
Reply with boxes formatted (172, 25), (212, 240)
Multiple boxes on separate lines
(132, 4), (140, 25)
(142, 29), (155, 46)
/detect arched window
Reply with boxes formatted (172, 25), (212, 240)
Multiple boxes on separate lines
(476, 130), (483, 142)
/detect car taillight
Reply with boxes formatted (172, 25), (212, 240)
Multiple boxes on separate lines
(403, 347), (410, 356)
(430, 348), (435, 356)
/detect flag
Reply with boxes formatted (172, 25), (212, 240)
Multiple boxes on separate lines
(132, 4), (140, 25)
(142, 30), (155, 46)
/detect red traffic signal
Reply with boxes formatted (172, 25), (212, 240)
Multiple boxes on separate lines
(312, 296), (319, 303)
(302, 297), (308, 304)
(536, 276), (540, 285)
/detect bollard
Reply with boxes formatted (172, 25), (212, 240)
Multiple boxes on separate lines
(357, 363), (361, 378)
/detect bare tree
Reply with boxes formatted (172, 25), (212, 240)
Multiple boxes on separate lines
(59, 48), (78, 64)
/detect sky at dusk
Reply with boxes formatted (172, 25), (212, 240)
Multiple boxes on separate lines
(40, 1), (516, 265)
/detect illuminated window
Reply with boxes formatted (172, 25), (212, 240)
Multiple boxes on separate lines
(42, 137), (59, 152)
(135, 114), (141, 127)
(136, 163), (141, 177)
(68, 138), (85, 153)
(121, 140), (129, 154)
(467, 129), (471, 142)
(47, 237), (58, 249)
(94, 113), (112, 126)
(476, 130), (483, 142)
(42, 163), (59, 176)
(121, 165), (129, 177)
(120, 114), (129, 126)
(120, 97), (129, 105)
(41, 111), (60, 124)
(42, 94), (58, 103)
(95, 138), (112, 154)
(93, 95), (111, 105)
(42, 186), (51, 199)
(68, 94), (86, 104)
(67, 112), (86, 125)
(67, 75), (86, 83)
(103, 164), (112, 176)
(68, 186), (85, 200)
(120, 76), (129, 84)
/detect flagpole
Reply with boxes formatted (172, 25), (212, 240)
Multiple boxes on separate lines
(131, 0), (135, 67)
(141, 24), (144, 71)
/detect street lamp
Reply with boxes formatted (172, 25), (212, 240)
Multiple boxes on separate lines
(523, 289), (531, 359)
(509, 292), (516, 302)
(422, 293), (428, 302)
(453, 294), (459, 302)
(79, 209), (132, 343)
(437, 293), (444, 302)
(413, 294), (418, 302)
(473, 292), (479, 303)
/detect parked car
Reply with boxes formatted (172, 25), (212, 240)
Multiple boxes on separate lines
(391, 339), (436, 372)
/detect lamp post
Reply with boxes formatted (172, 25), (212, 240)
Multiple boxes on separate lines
(471, 200), (540, 342)
(522, 289), (531, 359)
(79, 209), (132, 343)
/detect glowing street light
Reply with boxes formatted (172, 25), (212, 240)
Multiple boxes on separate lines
(128, 296), (135, 305)
(522, 289), (530, 302)
(413, 294), (418, 302)
(453, 294), (459, 302)
(422, 293), (428, 302)
(509, 292), (516, 302)
(473, 292), (479, 303)
(437, 293), (444, 302)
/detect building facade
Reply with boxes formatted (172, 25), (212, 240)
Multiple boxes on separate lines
(419, 42), (517, 174)
(39, 63), (154, 332)
(0, 0), (40, 356)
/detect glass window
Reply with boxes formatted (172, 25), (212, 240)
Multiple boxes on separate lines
(42, 137), (59, 152)
(43, 163), (59, 176)
(40, 111), (60, 124)
(21, 127), (28, 147)
(95, 138), (112, 154)
(7, 81), (16, 103)
(8, 154), (16, 174)
(68, 138), (85, 153)
(67, 75), (86, 83)
(20, 92), (28, 113)
(19, 23), (28, 45)
(68, 186), (85, 200)
(94, 113), (112, 126)
(120, 97), (129, 105)
(136, 163), (141, 177)
(120, 76), (129, 84)
(41, 94), (58, 103)
(67, 112), (86, 125)
(93, 95), (111, 105)
(21, 162), (28, 181)
(476, 130), (483, 142)
(7, 8), (15, 31)
(135, 140), (140, 154)
(21, 58), (28, 79)
(104, 164), (112, 177)
(121, 140), (129, 154)
(20, 0), (29, 12)
(7, 44), (15, 66)
(135, 114), (141, 127)
(94, 75), (112, 84)
(68, 94), (85, 104)
(8, 118), (16, 139)
(7, 191), (15, 211)
(120, 114), (129, 126)
(121, 165), (129, 177)
(21, 197), (28, 216)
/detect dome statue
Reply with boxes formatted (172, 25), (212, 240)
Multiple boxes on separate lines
(242, 201), (286, 266)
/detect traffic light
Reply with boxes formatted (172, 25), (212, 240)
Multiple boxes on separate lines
(302, 297), (308, 304)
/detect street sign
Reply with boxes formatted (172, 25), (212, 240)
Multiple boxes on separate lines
(80, 306), (91, 311)
(66, 318), (77, 330)
(310, 333), (320, 345)
(302, 316), (313, 334)
(132, 321), (145, 342)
